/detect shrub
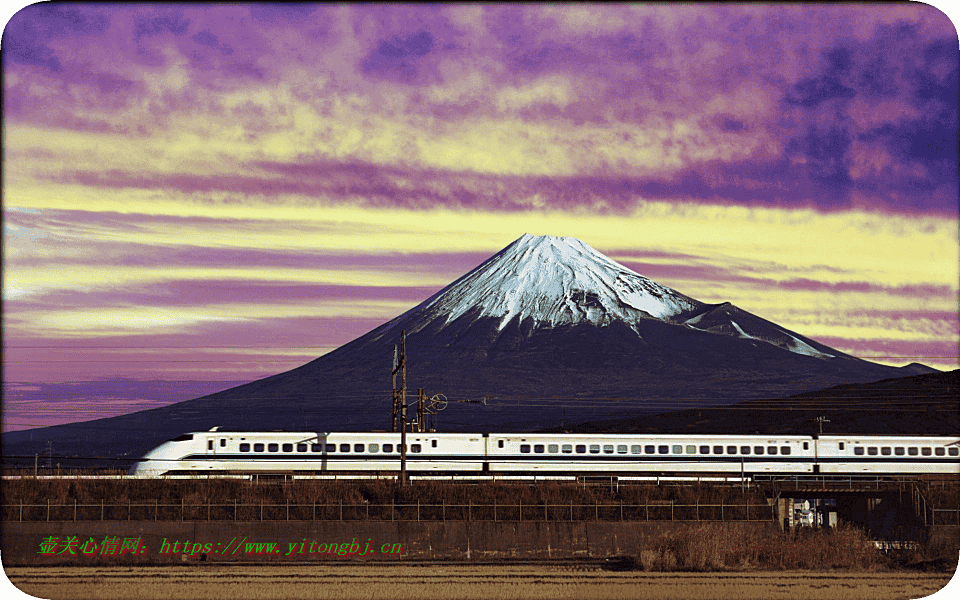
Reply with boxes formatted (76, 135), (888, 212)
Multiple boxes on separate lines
(632, 523), (887, 572)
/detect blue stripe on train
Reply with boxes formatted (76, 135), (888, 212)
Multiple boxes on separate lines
(180, 453), (956, 464)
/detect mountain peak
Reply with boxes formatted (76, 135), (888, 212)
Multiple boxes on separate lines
(417, 234), (702, 332)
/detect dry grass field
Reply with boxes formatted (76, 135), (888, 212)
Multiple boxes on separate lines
(4, 564), (955, 600)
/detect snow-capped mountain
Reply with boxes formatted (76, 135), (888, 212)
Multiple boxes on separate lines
(3, 234), (937, 461)
(415, 233), (701, 331)
(368, 233), (843, 363)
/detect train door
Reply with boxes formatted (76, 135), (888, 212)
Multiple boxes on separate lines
(812, 437), (821, 474)
(815, 438), (842, 474)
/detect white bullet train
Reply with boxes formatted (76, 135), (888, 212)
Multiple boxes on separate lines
(129, 429), (960, 480)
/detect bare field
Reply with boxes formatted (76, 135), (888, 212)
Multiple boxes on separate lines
(4, 564), (955, 600)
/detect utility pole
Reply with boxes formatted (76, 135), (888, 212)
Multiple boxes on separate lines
(417, 389), (426, 433)
(391, 331), (408, 487)
(391, 339), (401, 433)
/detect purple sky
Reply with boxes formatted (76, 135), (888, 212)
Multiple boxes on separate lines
(3, 4), (958, 430)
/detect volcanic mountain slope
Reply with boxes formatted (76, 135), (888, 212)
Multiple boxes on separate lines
(2, 234), (936, 461)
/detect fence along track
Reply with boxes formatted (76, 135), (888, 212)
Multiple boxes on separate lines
(6, 499), (783, 522)
(9, 499), (958, 524)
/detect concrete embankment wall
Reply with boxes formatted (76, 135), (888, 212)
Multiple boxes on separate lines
(2, 521), (779, 566)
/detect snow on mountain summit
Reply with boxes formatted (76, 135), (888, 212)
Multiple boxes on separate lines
(419, 233), (702, 331)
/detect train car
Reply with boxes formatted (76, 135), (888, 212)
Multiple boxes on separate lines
(815, 435), (960, 475)
(486, 433), (816, 476)
(129, 429), (960, 480)
(130, 429), (486, 477)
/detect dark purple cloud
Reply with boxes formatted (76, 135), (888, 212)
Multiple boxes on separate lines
(3, 4), (109, 71)
(248, 4), (317, 24)
(780, 21), (959, 210)
(133, 10), (190, 41)
(5, 6), (957, 214)
(190, 29), (219, 48)
(362, 30), (436, 84)
(44, 148), (960, 215)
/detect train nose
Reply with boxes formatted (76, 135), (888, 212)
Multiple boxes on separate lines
(128, 458), (162, 477)
(128, 440), (180, 477)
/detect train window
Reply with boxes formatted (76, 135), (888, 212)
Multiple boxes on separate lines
(498, 440), (504, 448)
(398, 444), (406, 453)
(881, 447), (891, 456)
(908, 447), (918, 456)
(254, 443), (264, 452)
(603, 445), (614, 454)
(383, 444), (393, 453)
(220, 439), (226, 447)
(170, 434), (194, 442)
(208, 440), (213, 451)
(520, 444), (531, 453)
(283, 444), (293, 453)
(768, 447), (778, 455)
(590, 445), (601, 454)
(311, 444), (321, 452)
(411, 444), (421, 453)
(935, 448), (945, 456)
(780, 446), (790, 455)
(659, 445), (669, 455)
(340, 444), (350, 453)
(672, 445), (682, 454)
(354, 444), (364, 453)
(949, 448), (959, 456)
(685, 445), (696, 454)
(617, 445), (628, 454)
(894, 447), (904, 456)
(432, 440), (438, 448)
(239, 443), (250, 452)
(297, 444), (307, 453)
(854, 447), (865, 456)
(741, 446), (751, 455)
(326, 444), (336, 453)
(838, 442), (845, 450)
(369, 443), (379, 453)
(631, 445), (642, 454)
(535, 444), (545, 454)
(921, 448), (931, 456)
(548, 444), (559, 453)
(562, 445), (573, 454)
(268, 443), (278, 452)
(645, 445), (656, 454)
(803, 442), (809, 450)
(699, 446), (710, 454)
(727, 446), (736, 454)
(753, 446), (763, 455)
(576, 445), (586, 454)
(867, 447), (878, 455)
(713, 446), (723, 454)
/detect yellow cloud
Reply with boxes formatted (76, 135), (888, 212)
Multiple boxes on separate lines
(22, 299), (415, 336)
(8, 180), (955, 286)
